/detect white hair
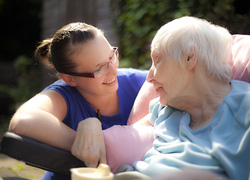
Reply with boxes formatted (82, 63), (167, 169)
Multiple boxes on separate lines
(151, 16), (233, 82)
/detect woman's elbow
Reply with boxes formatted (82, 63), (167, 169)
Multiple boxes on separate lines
(9, 112), (30, 135)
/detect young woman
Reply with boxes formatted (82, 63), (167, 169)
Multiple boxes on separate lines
(9, 22), (148, 180)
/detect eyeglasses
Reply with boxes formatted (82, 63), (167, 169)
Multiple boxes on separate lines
(67, 47), (119, 78)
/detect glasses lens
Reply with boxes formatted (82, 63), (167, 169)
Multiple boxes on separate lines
(94, 69), (103, 78)
(111, 48), (119, 64)
(94, 61), (111, 78)
(94, 47), (118, 78)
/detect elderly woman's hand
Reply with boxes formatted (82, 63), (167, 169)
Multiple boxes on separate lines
(71, 118), (107, 167)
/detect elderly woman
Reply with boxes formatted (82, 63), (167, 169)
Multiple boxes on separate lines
(127, 16), (249, 180)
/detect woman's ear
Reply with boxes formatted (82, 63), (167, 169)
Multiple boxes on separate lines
(61, 74), (77, 86)
(185, 47), (198, 71)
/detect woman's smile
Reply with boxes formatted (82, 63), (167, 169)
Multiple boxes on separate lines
(103, 77), (117, 85)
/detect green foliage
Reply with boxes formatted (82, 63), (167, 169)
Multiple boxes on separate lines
(10, 55), (41, 108)
(111, 0), (178, 69)
(0, 56), (41, 111)
(111, 0), (250, 69)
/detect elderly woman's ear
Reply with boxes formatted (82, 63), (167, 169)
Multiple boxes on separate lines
(184, 55), (197, 72)
(184, 48), (198, 72)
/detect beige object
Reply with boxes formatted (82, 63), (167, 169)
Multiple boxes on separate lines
(71, 163), (114, 180)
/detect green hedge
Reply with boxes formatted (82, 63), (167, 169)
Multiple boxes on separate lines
(0, 55), (41, 112)
(111, 0), (250, 69)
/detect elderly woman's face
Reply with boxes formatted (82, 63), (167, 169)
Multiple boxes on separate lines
(147, 50), (190, 106)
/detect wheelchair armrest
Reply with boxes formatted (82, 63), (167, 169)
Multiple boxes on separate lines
(0, 132), (86, 175)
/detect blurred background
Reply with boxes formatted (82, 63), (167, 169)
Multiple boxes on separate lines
(0, 0), (249, 136)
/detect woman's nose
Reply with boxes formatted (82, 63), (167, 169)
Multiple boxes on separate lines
(107, 60), (119, 76)
(146, 66), (154, 83)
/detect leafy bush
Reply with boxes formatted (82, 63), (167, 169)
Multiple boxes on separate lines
(11, 55), (41, 108)
(0, 55), (41, 111)
(111, 0), (250, 69)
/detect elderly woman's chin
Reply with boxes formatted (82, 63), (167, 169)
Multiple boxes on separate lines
(159, 96), (168, 106)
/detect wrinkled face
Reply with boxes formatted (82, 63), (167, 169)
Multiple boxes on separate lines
(70, 34), (119, 97)
(147, 49), (190, 107)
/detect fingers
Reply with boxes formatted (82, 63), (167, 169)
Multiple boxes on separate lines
(71, 135), (101, 167)
(83, 145), (107, 167)
(99, 144), (107, 164)
(71, 117), (107, 167)
(80, 149), (100, 168)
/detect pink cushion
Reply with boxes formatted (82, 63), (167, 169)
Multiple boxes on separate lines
(103, 125), (154, 173)
(231, 35), (250, 83)
(127, 81), (158, 125)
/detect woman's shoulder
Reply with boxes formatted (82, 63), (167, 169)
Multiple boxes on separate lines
(226, 80), (250, 127)
(230, 80), (250, 98)
(118, 68), (148, 77)
(117, 68), (148, 88)
(43, 79), (70, 91)
(231, 79), (250, 88)
(42, 79), (80, 102)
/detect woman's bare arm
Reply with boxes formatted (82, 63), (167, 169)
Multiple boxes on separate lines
(9, 89), (106, 167)
(9, 90), (76, 151)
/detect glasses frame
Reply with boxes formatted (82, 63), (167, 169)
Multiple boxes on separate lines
(66, 47), (119, 78)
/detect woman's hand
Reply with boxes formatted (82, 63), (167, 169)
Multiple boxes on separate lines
(71, 118), (107, 167)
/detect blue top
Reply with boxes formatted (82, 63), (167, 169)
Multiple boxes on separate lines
(134, 80), (250, 180)
(42, 68), (148, 180)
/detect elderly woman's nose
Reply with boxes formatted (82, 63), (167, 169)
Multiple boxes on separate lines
(146, 66), (154, 83)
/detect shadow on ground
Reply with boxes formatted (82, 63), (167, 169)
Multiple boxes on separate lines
(0, 154), (45, 180)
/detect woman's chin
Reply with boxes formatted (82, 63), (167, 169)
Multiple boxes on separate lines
(159, 97), (168, 106)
